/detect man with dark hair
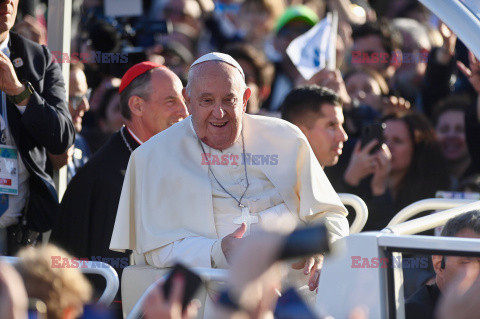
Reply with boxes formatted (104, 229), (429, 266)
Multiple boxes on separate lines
(405, 210), (480, 319)
(351, 20), (403, 81)
(51, 62), (188, 305)
(281, 85), (347, 168)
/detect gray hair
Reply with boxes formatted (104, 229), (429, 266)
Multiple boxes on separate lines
(119, 70), (154, 120)
(441, 210), (480, 237)
(391, 18), (431, 52)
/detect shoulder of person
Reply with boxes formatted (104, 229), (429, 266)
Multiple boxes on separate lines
(9, 31), (59, 81)
(246, 113), (304, 136)
(135, 117), (192, 159)
(245, 113), (309, 146)
(9, 31), (47, 56)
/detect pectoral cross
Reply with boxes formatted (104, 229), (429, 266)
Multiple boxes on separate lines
(233, 205), (258, 236)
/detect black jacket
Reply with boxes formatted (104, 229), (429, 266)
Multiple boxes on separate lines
(6, 32), (75, 231)
(405, 283), (441, 319)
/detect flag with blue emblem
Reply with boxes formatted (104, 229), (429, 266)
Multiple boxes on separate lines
(286, 12), (338, 80)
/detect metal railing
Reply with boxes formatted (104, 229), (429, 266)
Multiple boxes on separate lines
(0, 257), (119, 306)
(384, 200), (480, 235)
(126, 268), (229, 319)
(339, 193), (369, 234)
(386, 198), (476, 227)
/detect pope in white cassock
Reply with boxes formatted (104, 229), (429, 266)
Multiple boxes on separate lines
(110, 52), (349, 296)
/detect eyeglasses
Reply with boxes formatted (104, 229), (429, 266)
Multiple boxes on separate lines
(69, 88), (91, 110)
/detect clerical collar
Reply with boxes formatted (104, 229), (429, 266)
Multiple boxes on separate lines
(120, 126), (142, 153)
(0, 33), (10, 56)
(125, 126), (143, 145)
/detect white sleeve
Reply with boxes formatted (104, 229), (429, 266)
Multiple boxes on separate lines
(144, 237), (228, 269)
(307, 211), (349, 244)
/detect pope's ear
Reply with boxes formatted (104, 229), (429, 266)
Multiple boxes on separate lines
(243, 87), (252, 112)
(128, 95), (144, 117)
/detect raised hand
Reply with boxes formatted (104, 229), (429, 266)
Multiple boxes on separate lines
(143, 274), (199, 319)
(221, 223), (247, 264)
(370, 143), (391, 196)
(344, 140), (379, 187)
(0, 51), (24, 97)
(457, 51), (480, 94)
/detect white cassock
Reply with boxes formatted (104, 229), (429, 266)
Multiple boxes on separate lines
(110, 114), (348, 311)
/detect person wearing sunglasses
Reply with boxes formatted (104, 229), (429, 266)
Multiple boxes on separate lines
(48, 63), (92, 183)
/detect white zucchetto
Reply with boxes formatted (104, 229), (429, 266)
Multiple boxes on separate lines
(190, 52), (245, 79)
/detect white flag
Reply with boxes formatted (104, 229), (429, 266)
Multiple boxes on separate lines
(286, 12), (338, 80)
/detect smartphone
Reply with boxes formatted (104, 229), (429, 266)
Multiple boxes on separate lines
(277, 224), (329, 261)
(360, 122), (385, 154)
(162, 263), (203, 312)
(274, 287), (319, 319)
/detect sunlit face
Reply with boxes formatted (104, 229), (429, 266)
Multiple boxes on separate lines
(141, 68), (188, 139)
(345, 72), (383, 111)
(384, 119), (413, 175)
(435, 228), (480, 292)
(184, 61), (251, 150)
(302, 105), (348, 167)
(0, 0), (18, 36)
(436, 110), (469, 163)
(69, 69), (90, 133)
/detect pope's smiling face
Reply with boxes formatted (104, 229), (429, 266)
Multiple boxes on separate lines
(184, 61), (251, 150)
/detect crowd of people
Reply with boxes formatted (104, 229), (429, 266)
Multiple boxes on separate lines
(0, 0), (480, 318)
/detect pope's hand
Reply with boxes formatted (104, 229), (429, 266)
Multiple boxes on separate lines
(221, 223), (247, 264)
(0, 51), (24, 96)
(291, 254), (324, 291)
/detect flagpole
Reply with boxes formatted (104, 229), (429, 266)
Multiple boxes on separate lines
(327, 10), (338, 70)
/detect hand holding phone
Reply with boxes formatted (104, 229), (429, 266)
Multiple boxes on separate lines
(360, 122), (385, 154)
(161, 263), (203, 312)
